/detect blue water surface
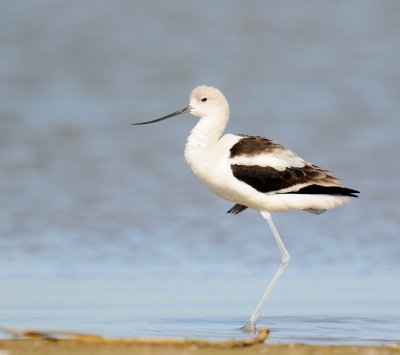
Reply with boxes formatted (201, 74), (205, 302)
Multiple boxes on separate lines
(1, 0), (399, 345)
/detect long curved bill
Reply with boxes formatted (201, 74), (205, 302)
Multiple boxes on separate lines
(133, 106), (192, 125)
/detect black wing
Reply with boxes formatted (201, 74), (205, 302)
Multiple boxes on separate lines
(226, 204), (248, 214)
(227, 135), (359, 215)
(231, 164), (359, 196)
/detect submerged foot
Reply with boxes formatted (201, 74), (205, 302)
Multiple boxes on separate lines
(240, 322), (257, 333)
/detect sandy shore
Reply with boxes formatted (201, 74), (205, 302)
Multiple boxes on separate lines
(0, 327), (399, 355)
(1, 339), (399, 355)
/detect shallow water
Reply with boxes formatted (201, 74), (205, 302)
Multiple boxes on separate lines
(1, 0), (399, 345)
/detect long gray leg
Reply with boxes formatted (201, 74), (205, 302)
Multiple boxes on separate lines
(242, 211), (291, 332)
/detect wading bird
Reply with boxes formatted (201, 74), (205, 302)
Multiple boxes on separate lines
(134, 85), (359, 332)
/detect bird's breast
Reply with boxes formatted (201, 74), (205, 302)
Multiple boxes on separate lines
(184, 134), (246, 202)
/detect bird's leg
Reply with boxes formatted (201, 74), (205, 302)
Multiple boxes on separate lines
(242, 211), (291, 333)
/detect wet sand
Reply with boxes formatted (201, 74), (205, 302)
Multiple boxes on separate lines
(1, 340), (399, 355)
(0, 328), (399, 355)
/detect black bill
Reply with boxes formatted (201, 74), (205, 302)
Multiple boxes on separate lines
(133, 106), (192, 125)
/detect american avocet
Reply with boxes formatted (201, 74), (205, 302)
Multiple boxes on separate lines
(134, 85), (359, 332)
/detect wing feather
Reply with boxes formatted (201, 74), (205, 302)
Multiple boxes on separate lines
(229, 136), (356, 195)
(230, 136), (305, 171)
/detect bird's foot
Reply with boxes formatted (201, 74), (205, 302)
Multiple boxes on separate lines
(240, 321), (257, 334)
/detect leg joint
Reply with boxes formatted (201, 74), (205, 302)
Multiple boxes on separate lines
(281, 254), (291, 265)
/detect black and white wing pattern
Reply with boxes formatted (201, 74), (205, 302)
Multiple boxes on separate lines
(227, 136), (359, 214)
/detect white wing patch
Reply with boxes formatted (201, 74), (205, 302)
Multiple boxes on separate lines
(230, 148), (306, 171)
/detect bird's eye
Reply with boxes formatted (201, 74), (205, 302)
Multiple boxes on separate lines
(201, 98), (207, 102)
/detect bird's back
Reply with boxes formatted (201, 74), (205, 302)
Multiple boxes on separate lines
(187, 133), (359, 213)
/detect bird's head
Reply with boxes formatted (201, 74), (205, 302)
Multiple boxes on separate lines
(133, 85), (229, 125)
(188, 85), (229, 118)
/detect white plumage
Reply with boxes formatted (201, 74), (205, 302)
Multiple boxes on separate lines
(134, 85), (359, 332)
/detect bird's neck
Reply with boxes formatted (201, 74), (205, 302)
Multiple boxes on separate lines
(188, 114), (228, 147)
(184, 112), (229, 174)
